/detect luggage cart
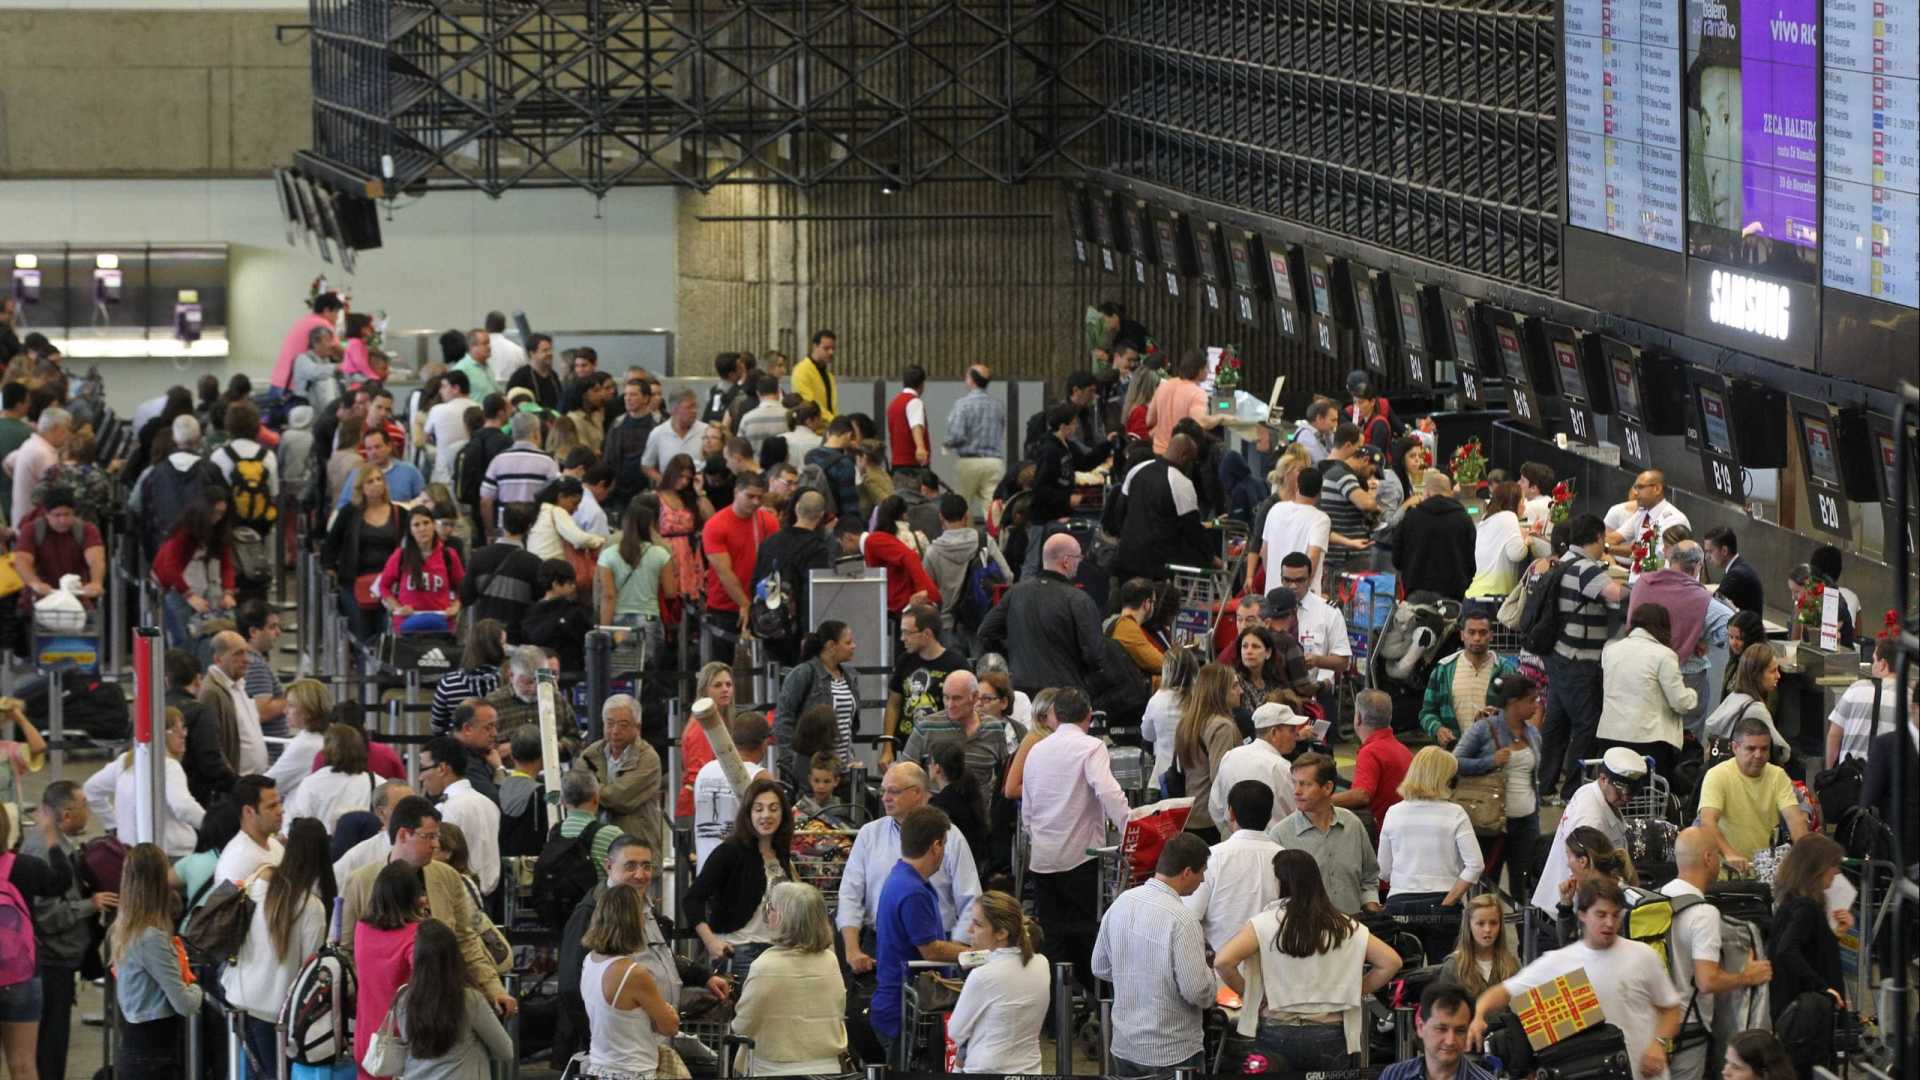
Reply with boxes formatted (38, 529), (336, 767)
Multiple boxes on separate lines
(792, 818), (859, 920)
(897, 961), (962, 1070)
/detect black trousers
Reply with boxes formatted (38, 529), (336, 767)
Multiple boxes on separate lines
(36, 965), (76, 1080)
(1033, 860), (1100, 1000)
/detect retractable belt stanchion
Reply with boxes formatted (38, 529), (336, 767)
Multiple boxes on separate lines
(585, 630), (611, 744)
(131, 627), (168, 847)
(226, 1005), (246, 1080)
(46, 663), (66, 774)
(1099, 997), (1114, 1075)
(1052, 962), (1074, 1075)
(108, 525), (129, 677)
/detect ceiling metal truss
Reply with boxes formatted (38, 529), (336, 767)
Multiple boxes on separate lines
(306, 0), (1111, 195)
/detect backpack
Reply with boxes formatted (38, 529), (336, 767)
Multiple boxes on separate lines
(1662, 892), (1770, 1054)
(1518, 558), (1573, 657)
(950, 546), (1002, 635)
(530, 819), (608, 930)
(0, 854), (37, 988)
(226, 442), (278, 527)
(1812, 755), (1865, 824)
(143, 456), (220, 557)
(278, 897), (357, 1065)
(750, 559), (800, 641)
(1090, 633), (1152, 729)
(76, 835), (129, 896)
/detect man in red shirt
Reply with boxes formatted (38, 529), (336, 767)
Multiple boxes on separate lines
(700, 471), (778, 662)
(885, 366), (930, 472)
(1333, 689), (1411, 831)
(838, 523), (939, 614)
(14, 489), (105, 607)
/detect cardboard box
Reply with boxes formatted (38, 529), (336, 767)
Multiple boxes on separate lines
(1515, 968), (1606, 1050)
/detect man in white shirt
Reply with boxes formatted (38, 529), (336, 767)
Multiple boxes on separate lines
(691, 713), (771, 865)
(838, 762), (982, 971)
(419, 735), (502, 896)
(640, 389), (710, 485)
(1604, 469), (1691, 562)
(213, 775), (285, 884)
(1273, 551), (1352, 685)
(1660, 828), (1772, 1080)
(1092, 833), (1217, 1076)
(1185, 780), (1284, 951)
(332, 780), (415, 884)
(1530, 747), (1645, 915)
(1257, 467), (1331, 594)
(1471, 879), (1683, 1080)
(206, 631), (269, 775)
(1209, 702), (1305, 826)
(735, 373), (790, 451)
(425, 370), (478, 483)
(1826, 637), (1901, 767)
(483, 311), (527, 384)
(1019, 688), (1131, 999)
(7, 407), (70, 526)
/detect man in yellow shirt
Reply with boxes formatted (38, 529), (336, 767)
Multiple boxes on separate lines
(1698, 717), (1807, 874)
(793, 329), (839, 422)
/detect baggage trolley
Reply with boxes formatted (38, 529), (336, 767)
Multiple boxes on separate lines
(791, 817), (859, 920)
(1168, 564), (1231, 648)
(897, 960), (961, 1070)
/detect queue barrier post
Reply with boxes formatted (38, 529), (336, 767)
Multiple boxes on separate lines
(1099, 997), (1113, 1076)
(500, 971), (521, 1080)
(226, 1002), (247, 1080)
(585, 630), (611, 744)
(276, 1018), (291, 1080)
(1052, 961), (1074, 1076)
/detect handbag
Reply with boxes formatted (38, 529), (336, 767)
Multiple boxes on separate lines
(352, 572), (381, 610)
(360, 983), (410, 1078)
(181, 868), (266, 963)
(1453, 771), (1508, 835)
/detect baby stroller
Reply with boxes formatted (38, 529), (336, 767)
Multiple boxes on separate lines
(1366, 592), (1461, 738)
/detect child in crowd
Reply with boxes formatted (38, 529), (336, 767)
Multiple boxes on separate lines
(794, 751), (851, 826)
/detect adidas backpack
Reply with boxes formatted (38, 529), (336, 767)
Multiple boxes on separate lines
(279, 897), (356, 1065)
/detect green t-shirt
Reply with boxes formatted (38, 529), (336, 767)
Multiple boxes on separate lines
(597, 542), (672, 619)
(1699, 759), (1796, 858)
(0, 418), (31, 520)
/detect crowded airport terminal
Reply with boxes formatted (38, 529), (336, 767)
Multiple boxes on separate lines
(0, 3), (1913, 1080)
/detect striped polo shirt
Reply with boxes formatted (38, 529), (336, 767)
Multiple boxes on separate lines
(1553, 552), (1615, 662)
(1316, 459), (1367, 572)
(479, 441), (559, 510)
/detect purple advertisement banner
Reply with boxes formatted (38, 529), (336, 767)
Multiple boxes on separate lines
(1740, 0), (1821, 245)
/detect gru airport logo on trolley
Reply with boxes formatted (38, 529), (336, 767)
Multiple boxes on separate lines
(1707, 269), (1791, 341)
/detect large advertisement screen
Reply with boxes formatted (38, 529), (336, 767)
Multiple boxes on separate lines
(1821, 0), (1919, 307)
(1685, 0), (1821, 281)
(1566, 0), (1685, 250)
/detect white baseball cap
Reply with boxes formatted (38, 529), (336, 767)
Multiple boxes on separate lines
(1252, 703), (1308, 731)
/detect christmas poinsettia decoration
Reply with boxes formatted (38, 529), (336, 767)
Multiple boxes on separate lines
(1216, 343), (1243, 392)
(1242, 1052), (1271, 1074)
(1629, 523), (1662, 574)
(1450, 438), (1486, 487)
(1550, 479), (1575, 524)
(1880, 608), (1899, 638)
(1796, 581), (1826, 627)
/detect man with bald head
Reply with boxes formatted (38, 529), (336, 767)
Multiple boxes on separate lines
(902, 669), (1010, 810)
(197, 630), (269, 775)
(1629, 539), (1729, 738)
(1113, 431), (1214, 583)
(837, 761), (983, 974)
(976, 531), (1108, 695)
(1393, 468), (1477, 599)
(1605, 468), (1691, 560)
(1659, 827), (1772, 1080)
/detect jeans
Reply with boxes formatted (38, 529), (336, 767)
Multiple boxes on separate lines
(1252, 1019), (1350, 1074)
(161, 590), (196, 652)
(1111, 1049), (1206, 1079)
(1541, 655), (1602, 799)
(701, 608), (743, 666)
(242, 1013), (281, 1080)
(729, 940), (770, 986)
(37, 965), (76, 1080)
(118, 1016), (184, 1079)
(1680, 666), (1712, 741)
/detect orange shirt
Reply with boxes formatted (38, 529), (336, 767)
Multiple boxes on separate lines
(1146, 377), (1208, 455)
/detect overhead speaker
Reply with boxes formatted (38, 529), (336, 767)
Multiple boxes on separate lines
(1830, 407), (1881, 502)
(1725, 378), (1788, 470)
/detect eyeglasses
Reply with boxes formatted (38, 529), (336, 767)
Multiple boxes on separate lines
(975, 692), (1002, 702)
(880, 785), (920, 797)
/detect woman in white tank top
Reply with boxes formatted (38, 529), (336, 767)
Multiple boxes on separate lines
(579, 884), (681, 1078)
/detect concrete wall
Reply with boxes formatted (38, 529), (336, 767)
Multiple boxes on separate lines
(0, 10), (307, 177)
(2, 180), (679, 413)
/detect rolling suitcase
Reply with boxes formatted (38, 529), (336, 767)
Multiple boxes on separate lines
(1534, 1021), (1632, 1080)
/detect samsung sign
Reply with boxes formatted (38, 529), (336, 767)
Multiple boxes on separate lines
(1685, 261), (1817, 368)
(1707, 270), (1790, 341)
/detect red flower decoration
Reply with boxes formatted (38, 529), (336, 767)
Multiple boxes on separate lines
(1882, 609), (1900, 638)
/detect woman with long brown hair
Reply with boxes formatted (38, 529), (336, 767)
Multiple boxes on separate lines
(1213, 850), (1403, 1073)
(322, 459), (402, 644)
(112, 843), (203, 1080)
(223, 817), (335, 1076)
(1174, 663), (1242, 842)
(1767, 833), (1848, 1022)
(1443, 893), (1520, 1000)
(1468, 480), (1543, 603)
(393, 920), (515, 1077)
(596, 492), (678, 667)
(686, 777), (796, 979)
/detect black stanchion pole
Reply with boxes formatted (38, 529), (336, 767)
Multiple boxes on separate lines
(585, 629), (612, 744)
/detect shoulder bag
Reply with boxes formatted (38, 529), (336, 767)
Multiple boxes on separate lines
(1452, 721), (1509, 835)
(360, 983), (410, 1077)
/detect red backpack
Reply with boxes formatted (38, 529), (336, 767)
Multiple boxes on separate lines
(0, 854), (39, 987)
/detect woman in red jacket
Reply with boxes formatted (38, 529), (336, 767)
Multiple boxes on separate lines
(153, 488), (237, 651)
(376, 507), (465, 633)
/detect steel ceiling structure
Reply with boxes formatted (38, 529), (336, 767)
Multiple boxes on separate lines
(303, 0), (1111, 196)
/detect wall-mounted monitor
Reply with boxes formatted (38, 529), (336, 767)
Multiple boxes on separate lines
(1484, 308), (1542, 428)
(1435, 288), (1487, 405)
(1339, 259), (1387, 375)
(1866, 411), (1918, 559)
(1790, 396), (1851, 536)
(1523, 319), (1595, 444)
(1225, 230), (1260, 326)
(1064, 185), (1089, 265)
(1193, 221), (1227, 313)
(1147, 206), (1195, 298)
(1087, 189), (1120, 275)
(1119, 200), (1154, 287)
(1379, 273), (1427, 388)
(1260, 236), (1304, 341)
(1301, 246), (1341, 358)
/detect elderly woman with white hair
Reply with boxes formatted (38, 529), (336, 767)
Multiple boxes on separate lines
(729, 882), (848, 1074)
(575, 692), (666, 856)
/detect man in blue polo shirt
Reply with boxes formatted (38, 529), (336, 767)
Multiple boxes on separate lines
(871, 805), (967, 1066)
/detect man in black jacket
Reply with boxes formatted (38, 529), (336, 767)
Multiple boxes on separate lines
(458, 394), (514, 535)
(554, 833), (725, 1068)
(1703, 526), (1764, 616)
(976, 532), (1107, 696)
(1113, 434), (1213, 582)
(1392, 472), (1477, 601)
(604, 377), (662, 508)
(750, 490), (835, 665)
(460, 503), (544, 639)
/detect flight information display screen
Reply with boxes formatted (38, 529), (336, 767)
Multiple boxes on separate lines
(1268, 247), (1297, 305)
(1554, 340), (1591, 400)
(1821, 0), (1919, 307)
(1802, 414), (1842, 484)
(1698, 385), (1735, 453)
(1494, 325), (1527, 383)
(1397, 292), (1424, 349)
(1612, 355), (1644, 420)
(1227, 236), (1256, 292)
(1685, 0), (1822, 280)
(1566, 0), (1685, 249)
(1309, 267), (1334, 316)
(1448, 307), (1479, 369)
(1878, 429), (1901, 496)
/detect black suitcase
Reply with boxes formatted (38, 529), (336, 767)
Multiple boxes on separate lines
(1707, 880), (1774, 937)
(1534, 1021), (1632, 1080)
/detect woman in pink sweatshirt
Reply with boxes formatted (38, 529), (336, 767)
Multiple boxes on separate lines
(376, 507), (465, 633)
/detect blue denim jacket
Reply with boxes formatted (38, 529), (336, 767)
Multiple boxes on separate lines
(1453, 713), (1544, 780)
(116, 927), (204, 1024)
